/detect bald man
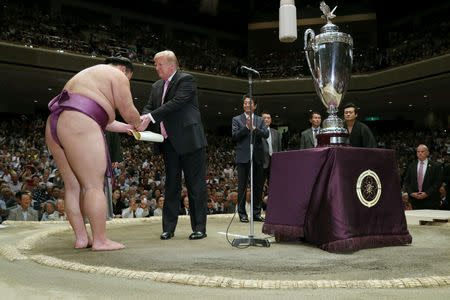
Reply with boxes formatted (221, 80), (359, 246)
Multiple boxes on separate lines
(45, 56), (142, 250)
(404, 144), (443, 209)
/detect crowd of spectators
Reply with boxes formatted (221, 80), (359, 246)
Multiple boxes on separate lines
(0, 113), (448, 223)
(1, 1), (449, 79)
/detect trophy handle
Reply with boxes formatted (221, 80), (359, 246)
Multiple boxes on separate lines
(304, 29), (319, 84)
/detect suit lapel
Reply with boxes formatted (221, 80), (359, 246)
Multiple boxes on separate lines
(423, 162), (433, 183)
(309, 129), (314, 146)
(270, 128), (275, 148)
(240, 113), (246, 126)
(163, 71), (179, 103)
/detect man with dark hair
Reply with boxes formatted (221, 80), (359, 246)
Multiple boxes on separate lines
(45, 53), (142, 250)
(343, 103), (377, 148)
(232, 95), (269, 223)
(138, 50), (208, 240)
(300, 111), (322, 149)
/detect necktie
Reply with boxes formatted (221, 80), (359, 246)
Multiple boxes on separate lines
(160, 80), (170, 138)
(418, 161), (424, 192)
(133, 210), (136, 218)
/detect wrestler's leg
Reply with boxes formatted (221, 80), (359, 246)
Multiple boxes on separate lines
(57, 111), (124, 251)
(45, 117), (91, 248)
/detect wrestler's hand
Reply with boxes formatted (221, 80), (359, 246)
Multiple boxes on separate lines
(136, 114), (151, 132)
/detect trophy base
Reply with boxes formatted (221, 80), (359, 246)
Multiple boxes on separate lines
(317, 133), (349, 147)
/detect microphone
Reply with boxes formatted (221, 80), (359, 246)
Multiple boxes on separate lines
(279, 0), (297, 43)
(240, 66), (260, 75)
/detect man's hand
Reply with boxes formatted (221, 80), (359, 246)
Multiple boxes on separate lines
(246, 116), (255, 130)
(136, 114), (151, 132)
(416, 192), (428, 199)
(410, 192), (428, 199)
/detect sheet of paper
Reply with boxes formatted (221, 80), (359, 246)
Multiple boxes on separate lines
(128, 130), (164, 143)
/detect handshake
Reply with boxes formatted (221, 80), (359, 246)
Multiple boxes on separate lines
(128, 114), (164, 143)
(135, 114), (152, 132)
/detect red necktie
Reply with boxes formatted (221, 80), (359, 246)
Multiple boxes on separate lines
(160, 80), (170, 138)
(418, 161), (424, 192)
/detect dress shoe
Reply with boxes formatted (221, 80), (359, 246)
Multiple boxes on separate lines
(189, 231), (207, 240)
(239, 215), (249, 223)
(160, 232), (174, 240)
(253, 215), (265, 222)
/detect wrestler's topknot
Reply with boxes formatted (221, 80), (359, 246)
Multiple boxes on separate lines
(104, 56), (134, 73)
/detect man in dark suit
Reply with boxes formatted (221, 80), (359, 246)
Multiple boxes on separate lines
(105, 131), (122, 220)
(232, 95), (269, 223)
(404, 144), (443, 209)
(261, 112), (281, 185)
(139, 50), (208, 240)
(300, 111), (322, 149)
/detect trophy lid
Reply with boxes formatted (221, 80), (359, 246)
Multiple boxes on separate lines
(321, 22), (339, 34)
(315, 1), (353, 47)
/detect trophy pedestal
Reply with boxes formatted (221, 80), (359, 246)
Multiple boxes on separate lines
(317, 133), (349, 147)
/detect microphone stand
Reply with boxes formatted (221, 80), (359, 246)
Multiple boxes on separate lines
(232, 69), (270, 248)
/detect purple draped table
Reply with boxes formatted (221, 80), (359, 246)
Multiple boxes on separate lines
(262, 147), (412, 252)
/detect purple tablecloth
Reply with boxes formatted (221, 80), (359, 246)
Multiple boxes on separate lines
(262, 147), (412, 252)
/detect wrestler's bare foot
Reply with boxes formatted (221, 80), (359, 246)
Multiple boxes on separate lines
(92, 239), (125, 251)
(74, 236), (93, 249)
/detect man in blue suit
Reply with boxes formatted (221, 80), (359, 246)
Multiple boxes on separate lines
(232, 95), (269, 222)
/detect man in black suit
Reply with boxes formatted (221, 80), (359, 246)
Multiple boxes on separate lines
(104, 131), (122, 220)
(300, 111), (322, 149)
(232, 95), (269, 223)
(261, 112), (281, 185)
(139, 50), (208, 240)
(404, 144), (443, 209)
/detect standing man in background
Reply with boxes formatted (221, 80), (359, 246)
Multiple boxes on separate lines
(300, 112), (322, 149)
(404, 144), (443, 209)
(138, 50), (208, 240)
(261, 112), (281, 185)
(232, 95), (269, 223)
(343, 103), (377, 148)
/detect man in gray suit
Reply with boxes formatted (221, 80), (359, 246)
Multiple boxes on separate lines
(7, 191), (39, 221)
(232, 95), (269, 223)
(300, 112), (322, 149)
(262, 113), (281, 185)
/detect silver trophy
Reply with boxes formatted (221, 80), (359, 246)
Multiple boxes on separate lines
(304, 1), (353, 146)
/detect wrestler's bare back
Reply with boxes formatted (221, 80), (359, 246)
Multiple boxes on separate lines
(63, 64), (130, 124)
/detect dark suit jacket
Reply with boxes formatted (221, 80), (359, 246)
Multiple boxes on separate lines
(300, 127), (320, 149)
(263, 127), (281, 168)
(105, 131), (123, 163)
(404, 159), (443, 209)
(232, 113), (269, 165)
(142, 70), (207, 155)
